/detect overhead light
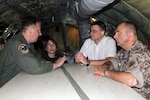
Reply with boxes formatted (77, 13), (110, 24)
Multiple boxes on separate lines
(91, 17), (97, 22)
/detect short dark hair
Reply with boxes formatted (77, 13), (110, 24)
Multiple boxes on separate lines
(119, 21), (137, 35)
(91, 21), (106, 32)
(20, 16), (41, 33)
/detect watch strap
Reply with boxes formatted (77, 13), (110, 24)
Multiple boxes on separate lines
(86, 59), (90, 66)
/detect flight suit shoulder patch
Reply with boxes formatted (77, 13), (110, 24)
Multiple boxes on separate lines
(18, 44), (29, 54)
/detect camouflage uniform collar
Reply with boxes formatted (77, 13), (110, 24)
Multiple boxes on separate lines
(129, 40), (146, 52)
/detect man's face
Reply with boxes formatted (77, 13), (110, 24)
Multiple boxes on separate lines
(29, 22), (42, 43)
(90, 25), (104, 43)
(114, 23), (128, 47)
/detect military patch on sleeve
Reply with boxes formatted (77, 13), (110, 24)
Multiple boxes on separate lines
(18, 44), (29, 54)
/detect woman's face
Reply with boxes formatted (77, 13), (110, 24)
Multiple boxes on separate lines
(45, 40), (57, 54)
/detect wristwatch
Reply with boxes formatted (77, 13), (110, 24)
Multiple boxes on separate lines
(86, 59), (90, 66)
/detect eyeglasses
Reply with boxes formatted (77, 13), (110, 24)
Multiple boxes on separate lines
(90, 29), (103, 33)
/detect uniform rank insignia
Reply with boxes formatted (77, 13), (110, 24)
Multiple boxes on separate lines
(18, 44), (29, 54)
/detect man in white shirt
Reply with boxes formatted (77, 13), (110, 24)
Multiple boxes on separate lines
(75, 21), (116, 67)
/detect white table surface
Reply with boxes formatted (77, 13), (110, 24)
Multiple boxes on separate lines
(64, 63), (145, 100)
(0, 63), (145, 100)
(0, 68), (80, 100)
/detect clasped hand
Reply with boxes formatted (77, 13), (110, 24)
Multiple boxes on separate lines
(94, 67), (105, 77)
(75, 52), (87, 65)
(53, 57), (67, 69)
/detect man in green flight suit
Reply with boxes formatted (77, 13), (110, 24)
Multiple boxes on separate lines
(0, 16), (67, 87)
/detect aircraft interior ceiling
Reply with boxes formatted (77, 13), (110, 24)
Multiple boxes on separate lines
(0, 0), (150, 45)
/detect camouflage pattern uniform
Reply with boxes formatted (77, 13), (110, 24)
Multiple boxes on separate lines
(0, 33), (53, 87)
(111, 40), (150, 99)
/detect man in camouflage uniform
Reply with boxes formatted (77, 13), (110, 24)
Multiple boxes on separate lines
(0, 16), (67, 87)
(94, 21), (150, 99)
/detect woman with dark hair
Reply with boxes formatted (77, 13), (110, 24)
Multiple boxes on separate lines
(41, 36), (62, 63)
